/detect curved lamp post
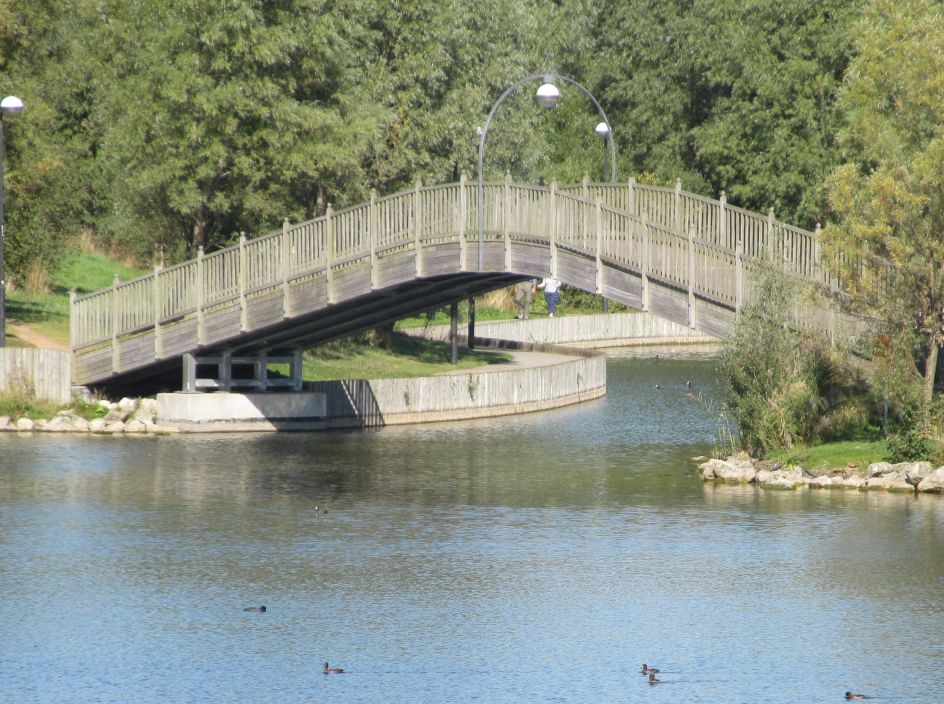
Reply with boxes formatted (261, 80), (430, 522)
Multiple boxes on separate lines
(476, 74), (616, 270)
(0, 95), (25, 348)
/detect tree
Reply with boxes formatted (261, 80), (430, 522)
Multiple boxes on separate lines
(821, 0), (944, 403)
(91, 0), (379, 259)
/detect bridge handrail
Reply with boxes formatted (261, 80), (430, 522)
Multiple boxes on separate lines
(71, 179), (838, 351)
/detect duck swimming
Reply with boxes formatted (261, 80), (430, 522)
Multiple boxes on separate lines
(641, 664), (660, 674)
(647, 673), (661, 685)
(845, 693), (865, 700)
(323, 662), (344, 674)
(243, 605), (266, 612)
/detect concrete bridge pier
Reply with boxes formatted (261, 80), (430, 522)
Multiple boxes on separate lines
(182, 348), (304, 393)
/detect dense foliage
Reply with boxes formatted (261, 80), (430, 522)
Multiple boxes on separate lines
(718, 267), (873, 455)
(1, 0), (864, 283)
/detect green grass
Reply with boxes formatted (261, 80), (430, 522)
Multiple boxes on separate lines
(0, 390), (66, 420)
(396, 305), (515, 329)
(766, 439), (891, 471)
(301, 333), (514, 381)
(6, 250), (146, 346)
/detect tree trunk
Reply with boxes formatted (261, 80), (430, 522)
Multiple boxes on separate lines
(923, 336), (940, 405)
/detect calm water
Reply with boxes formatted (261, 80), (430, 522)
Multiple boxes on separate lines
(2, 346), (943, 704)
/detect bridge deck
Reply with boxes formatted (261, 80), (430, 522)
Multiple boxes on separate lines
(71, 179), (859, 389)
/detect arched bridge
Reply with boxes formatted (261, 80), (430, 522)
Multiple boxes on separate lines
(71, 177), (854, 390)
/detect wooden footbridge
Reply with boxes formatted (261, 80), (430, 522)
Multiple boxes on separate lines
(71, 177), (855, 392)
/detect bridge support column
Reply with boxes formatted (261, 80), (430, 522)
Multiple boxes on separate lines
(450, 302), (459, 365)
(467, 297), (476, 351)
(182, 348), (304, 392)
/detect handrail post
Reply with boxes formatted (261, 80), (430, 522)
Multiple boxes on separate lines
(813, 222), (822, 281)
(326, 205), (335, 303)
(111, 274), (120, 372)
(69, 289), (77, 351)
(458, 174), (467, 271)
(627, 177), (636, 216)
(641, 218), (650, 312)
(282, 218), (291, 317)
(550, 179), (558, 278)
(153, 264), (163, 358)
(719, 191), (727, 249)
(735, 241), (743, 319)
(196, 246), (205, 345)
(238, 233), (248, 331)
(674, 177), (682, 236)
(582, 173), (590, 251)
(687, 227), (696, 330)
(767, 207), (775, 262)
(595, 199), (603, 294)
(369, 190), (378, 289)
(503, 173), (512, 272)
(414, 179), (423, 277)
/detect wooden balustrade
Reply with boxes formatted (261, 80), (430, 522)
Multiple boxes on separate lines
(71, 178), (838, 357)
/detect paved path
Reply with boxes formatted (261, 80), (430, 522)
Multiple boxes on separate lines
(436, 349), (581, 376)
(6, 321), (69, 351)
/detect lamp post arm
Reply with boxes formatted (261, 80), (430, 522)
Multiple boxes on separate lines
(554, 75), (617, 183)
(477, 73), (548, 271)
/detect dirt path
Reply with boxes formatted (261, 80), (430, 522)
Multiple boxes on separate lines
(6, 321), (69, 351)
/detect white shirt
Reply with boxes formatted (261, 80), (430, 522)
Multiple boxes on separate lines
(539, 278), (561, 294)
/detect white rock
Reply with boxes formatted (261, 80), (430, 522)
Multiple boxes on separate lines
(96, 399), (112, 408)
(105, 421), (126, 434)
(902, 462), (934, 487)
(125, 419), (146, 433)
(71, 417), (90, 432)
(0, 416), (10, 429)
(15, 418), (35, 431)
(43, 415), (75, 432)
(917, 467), (944, 493)
(866, 472), (913, 491)
(699, 457), (756, 482)
(867, 462), (893, 478)
(842, 476), (866, 489)
(139, 398), (158, 413)
(754, 469), (775, 484)
(88, 418), (107, 433)
(117, 397), (137, 412)
(809, 475), (834, 488)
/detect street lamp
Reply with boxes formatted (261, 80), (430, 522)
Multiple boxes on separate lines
(476, 74), (616, 270)
(0, 95), (25, 348)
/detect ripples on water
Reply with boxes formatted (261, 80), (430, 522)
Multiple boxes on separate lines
(1, 345), (943, 703)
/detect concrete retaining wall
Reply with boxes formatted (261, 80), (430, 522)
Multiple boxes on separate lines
(0, 349), (72, 403)
(308, 340), (607, 428)
(156, 391), (327, 431)
(409, 311), (716, 348)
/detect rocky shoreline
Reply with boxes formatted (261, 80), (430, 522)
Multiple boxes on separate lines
(0, 398), (180, 435)
(699, 452), (944, 494)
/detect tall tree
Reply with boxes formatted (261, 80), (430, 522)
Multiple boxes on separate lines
(822, 0), (944, 402)
(91, 0), (378, 259)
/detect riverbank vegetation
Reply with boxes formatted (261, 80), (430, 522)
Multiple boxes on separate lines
(716, 0), (944, 467)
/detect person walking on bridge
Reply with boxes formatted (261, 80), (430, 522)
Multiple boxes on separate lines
(514, 279), (536, 319)
(537, 277), (561, 317)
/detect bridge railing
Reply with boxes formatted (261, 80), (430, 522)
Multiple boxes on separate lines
(72, 178), (838, 352)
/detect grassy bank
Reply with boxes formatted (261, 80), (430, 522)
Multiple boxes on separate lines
(302, 333), (513, 381)
(5, 251), (145, 347)
(764, 440), (891, 471)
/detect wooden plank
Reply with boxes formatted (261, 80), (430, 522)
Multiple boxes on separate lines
(649, 285), (690, 328)
(696, 303), (735, 339)
(246, 292), (284, 330)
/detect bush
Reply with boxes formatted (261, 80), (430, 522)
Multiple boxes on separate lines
(718, 265), (874, 455)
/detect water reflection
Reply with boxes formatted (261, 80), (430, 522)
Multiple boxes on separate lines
(1, 346), (942, 704)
